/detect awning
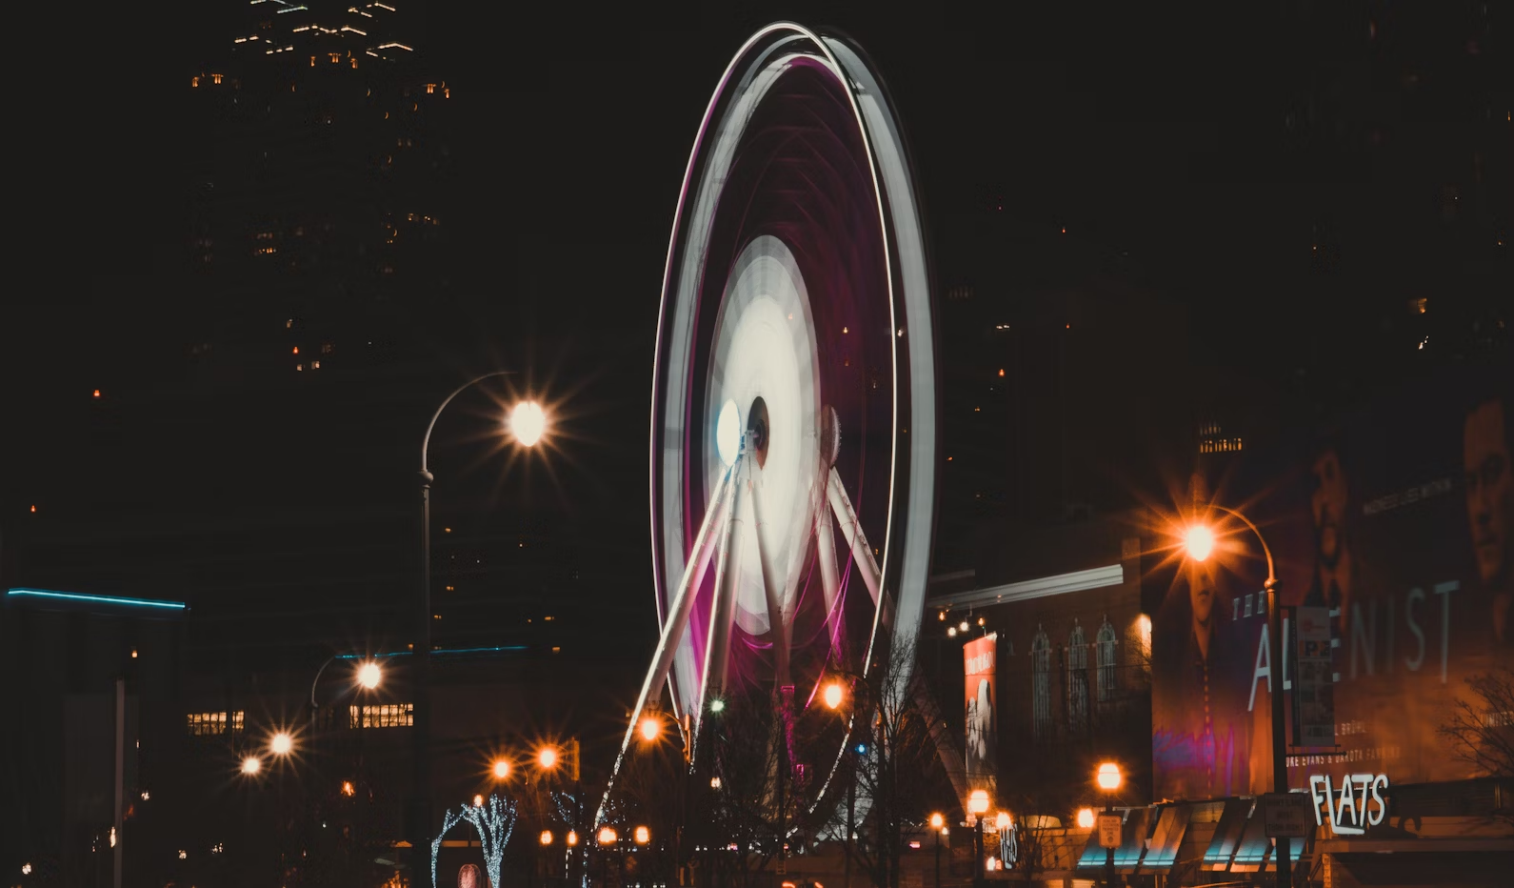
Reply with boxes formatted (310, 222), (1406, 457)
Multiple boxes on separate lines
(1202, 798), (1253, 871)
(1139, 804), (1193, 871)
(1228, 802), (1275, 873)
(1074, 807), (1153, 872)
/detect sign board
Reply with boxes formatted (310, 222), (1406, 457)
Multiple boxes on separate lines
(1097, 813), (1122, 849)
(1261, 792), (1314, 838)
(1308, 773), (1388, 836)
(1291, 606), (1336, 747)
(963, 634), (997, 796)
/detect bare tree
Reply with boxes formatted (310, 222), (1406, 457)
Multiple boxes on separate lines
(826, 640), (948, 888)
(1439, 667), (1514, 825)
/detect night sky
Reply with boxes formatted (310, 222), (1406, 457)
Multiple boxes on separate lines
(4, 2), (1508, 663)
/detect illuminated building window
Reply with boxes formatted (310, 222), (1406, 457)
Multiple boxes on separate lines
(187, 711), (244, 736)
(321, 343), (333, 354)
(1095, 618), (1118, 703)
(211, 73), (223, 85)
(426, 83), (436, 94)
(329, 52), (342, 64)
(350, 703), (413, 728)
(1031, 626), (1051, 742)
(1066, 620), (1088, 736)
(191, 76), (200, 88)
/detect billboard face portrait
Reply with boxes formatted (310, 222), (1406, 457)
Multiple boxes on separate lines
(1464, 394), (1513, 646)
(964, 633), (997, 793)
(1151, 558), (1253, 800)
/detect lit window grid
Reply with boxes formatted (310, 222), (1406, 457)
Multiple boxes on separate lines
(350, 702), (414, 728)
(186, 711), (245, 736)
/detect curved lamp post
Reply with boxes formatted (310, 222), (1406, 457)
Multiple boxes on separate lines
(1183, 504), (1289, 888)
(413, 370), (546, 881)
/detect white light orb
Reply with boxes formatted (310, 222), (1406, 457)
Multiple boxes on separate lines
(716, 399), (741, 467)
(270, 732), (293, 756)
(510, 401), (547, 446)
(1184, 525), (1215, 562)
(356, 661), (382, 690)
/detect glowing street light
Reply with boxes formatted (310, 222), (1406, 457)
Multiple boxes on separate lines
(540, 830), (554, 846)
(709, 698), (725, 713)
(995, 811), (1011, 830)
(634, 826), (650, 846)
(710, 776), (723, 789)
(968, 790), (990, 816)
(492, 759), (512, 780)
(967, 790), (990, 888)
(1076, 807), (1095, 829)
(567, 830), (579, 847)
(341, 781), (355, 797)
(929, 813), (946, 888)
(510, 400), (548, 447)
(356, 660), (382, 690)
(474, 794), (485, 807)
(597, 827), (618, 846)
(537, 746), (558, 770)
(270, 731), (294, 756)
(823, 682), (845, 710)
(639, 715), (662, 742)
(1183, 524), (1215, 562)
(1096, 762), (1123, 791)
(241, 755), (262, 776)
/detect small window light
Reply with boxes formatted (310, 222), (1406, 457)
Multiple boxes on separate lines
(552, 646), (561, 653)
(131, 650), (138, 659)
(93, 389), (102, 398)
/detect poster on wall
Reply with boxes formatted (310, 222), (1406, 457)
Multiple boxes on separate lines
(964, 633), (997, 794)
(1152, 361), (1514, 801)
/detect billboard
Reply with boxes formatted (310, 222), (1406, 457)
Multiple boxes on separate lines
(1152, 362), (1514, 800)
(965, 633), (998, 794)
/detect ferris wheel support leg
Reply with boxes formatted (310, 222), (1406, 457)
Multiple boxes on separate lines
(827, 467), (881, 605)
(747, 476), (791, 689)
(596, 463), (733, 824)
(693, 455), (746, 758)
(815, 480), (843, 657)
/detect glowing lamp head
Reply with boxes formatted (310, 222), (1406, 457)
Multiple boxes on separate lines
(716, 399), (741, 467)
(1076, 807), (1095, 829)
(639, 716), (662, 742)
(241, 755), (262, 776)
(634, 826), (650, 845)
(492, 759), (511, 780)
(270, 732), (293, 756)
(341, 781), (355, 797)
(823, 682), (844, 710)
(540, 830), (554, 846)
(929, 812), (944, 830)
(959, 620), (970, 633)
(710, 698), (725, 713)
(711, 776), (723, 789)
(474, 794), (485, 807)
(996, 811), (1011, 830)
(537, 747), (558, 770)
(968, 790), (990, 815)
(567, 830), (579, 846)
(510, 400), (547, 447)
(598, 827), (617, 846)
(356, 660), (382, 690)
(1184, 524), (1215, 562)
(1096, 762), (1123, 791)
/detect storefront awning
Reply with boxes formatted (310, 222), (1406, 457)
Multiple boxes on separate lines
(1140, 804), (1193, 871)
(1202, 798), (1254, 871)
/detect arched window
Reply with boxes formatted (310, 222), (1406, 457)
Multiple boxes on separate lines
(1096, 617), (1119, 703)
(1067, 620), (1088, 735)
(1031, 625), (1051, 742)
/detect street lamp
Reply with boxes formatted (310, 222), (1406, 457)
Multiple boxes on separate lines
(1095, 762), (1122, 888)
(270, 731), (294, 757)
(537, 746), (559, 771)
(1181, 505), (1290, 888)
(541, 830), (554, 846)
(357, 660), (382, 690)
(634, 826), (650, 846)
(415, 371), (548, 878)
(968, 790), (990, 888)
(1076, 807), (1095, 829)
(823, 682), (845, 710)
(639, 715), (662, 743)
(240, 755), (262, 776)
(929, 813), (944, 888)
(492, 759), (512, 781)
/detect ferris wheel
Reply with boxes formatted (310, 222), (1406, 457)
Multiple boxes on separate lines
(606, 22), (936, 807)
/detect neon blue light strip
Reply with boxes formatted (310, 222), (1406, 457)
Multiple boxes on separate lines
(334, 645), (530, 660)
(6, 588), (187, 610)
